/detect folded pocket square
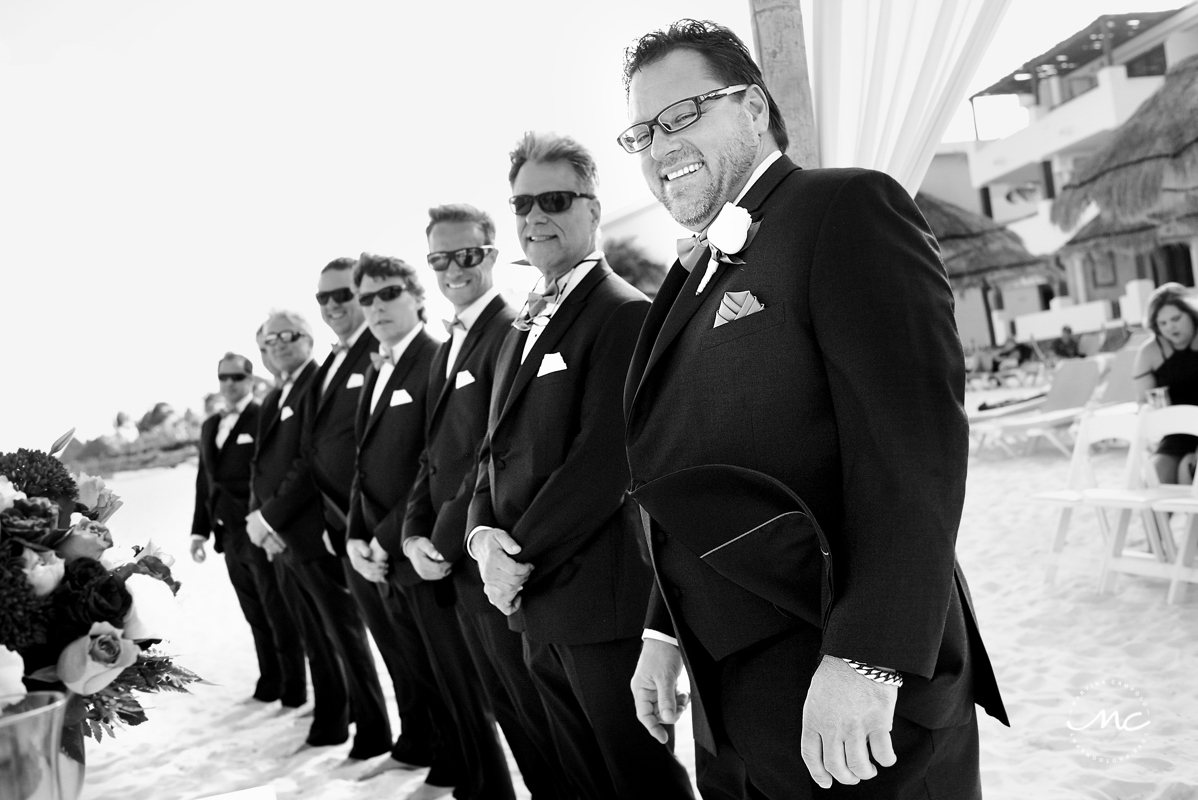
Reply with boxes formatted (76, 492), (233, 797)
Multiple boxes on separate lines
(455, 370), (476, 389)
(537, 352), (567, 377)
(236, 432), (254, 445)
(346, 372), (365, 389)
(714, 291), (764, 328)
(390, 388), (413, 407)
(280, 406), (294, 421)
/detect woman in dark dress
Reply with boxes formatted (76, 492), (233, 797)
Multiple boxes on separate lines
(1133, 282), (1198, 483)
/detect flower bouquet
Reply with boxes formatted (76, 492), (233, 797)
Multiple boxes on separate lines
(0, 434), (202, 769)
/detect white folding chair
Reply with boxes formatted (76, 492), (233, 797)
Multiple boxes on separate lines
(1149, 466), (1198, 604)
(1032, 407), (1141, 583)
(1086, 405), (1198, 594)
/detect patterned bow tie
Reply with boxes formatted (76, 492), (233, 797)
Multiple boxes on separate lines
(676, 233), (710, 273)
(512, 282), (562, 332)
(369, 350), (395, 371)
(443, 317), (466, 335)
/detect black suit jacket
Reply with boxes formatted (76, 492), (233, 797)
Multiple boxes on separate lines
(403, 296), (516, 615)
(192, 401), (261, 554)
(260, 329), (379, 554)
(251, 360), (326, 561)
(624, 157), (1007, 738)
(467, 263), (653, 646)
(347, 328), (438, 582)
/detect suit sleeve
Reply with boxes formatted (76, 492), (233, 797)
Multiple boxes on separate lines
(809, 171), (967, 679)
(258, 384), (319, 532)
(510, 298), (649, 579)
(191, 423), (213, 540)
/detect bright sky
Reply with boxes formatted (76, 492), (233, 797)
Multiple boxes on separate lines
(0, 0), (1182, 451)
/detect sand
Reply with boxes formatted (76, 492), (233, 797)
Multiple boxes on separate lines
(75, 408), (1198, 800)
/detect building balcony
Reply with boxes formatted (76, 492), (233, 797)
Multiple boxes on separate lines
(969, 64), (1164, 187)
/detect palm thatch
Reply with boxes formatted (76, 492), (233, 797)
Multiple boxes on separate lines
(915, 192), (1059, 289)
(1057, 214), (1159, 258)
(1053, 53), (1198, 229)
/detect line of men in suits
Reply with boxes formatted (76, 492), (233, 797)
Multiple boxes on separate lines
(190, 18), (1008, 800)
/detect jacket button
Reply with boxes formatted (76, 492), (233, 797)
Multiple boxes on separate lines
(495, 459), (506, 470)
(429, 465), (438, 475)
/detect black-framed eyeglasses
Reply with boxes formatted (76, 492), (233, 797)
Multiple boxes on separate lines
(262, 330), (307, 346)
(218, 373), (248, 382)
(616, 84), (750, 154)
(315, 288), (355, 306)
(358, 285), (406, 307)
(427, 246), (497, 272)
(508, 191), (595, 216)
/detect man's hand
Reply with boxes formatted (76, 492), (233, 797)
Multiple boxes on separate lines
(261, 531), (287, 558)
(347, 538), (386, 583)
(190, 538), (206, 563)
(801, 655), (898, 789)
(245, 511), (271, 547)
(474, 528), (532, 615)
(404, 537), (451, 581)
(630, 638), (689, 745)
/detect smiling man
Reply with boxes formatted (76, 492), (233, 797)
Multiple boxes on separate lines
(620, 19), (1008, 800)
(466, 132), (694, 799)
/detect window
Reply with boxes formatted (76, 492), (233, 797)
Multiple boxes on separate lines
(1126, 44), (1167, 78)
(1089, 252), (1117, 288)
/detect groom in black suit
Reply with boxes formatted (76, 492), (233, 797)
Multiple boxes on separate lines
(621, 21), (1008, 800)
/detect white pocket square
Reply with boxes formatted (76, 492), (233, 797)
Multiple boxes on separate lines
(455, 370), (476, 389)
(346, 372), (365, 389)
(280, 406), (295, 421)
(714, 291), (765, 328)
(390, 388), (413, 407)
(236, 433), (254, 445)
(537, 352), (567, 377)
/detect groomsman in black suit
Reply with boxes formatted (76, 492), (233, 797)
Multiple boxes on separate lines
(191, 352), (305, 707)
(344, 254), (469, 800)
(402, 204), (570, 800)
(466, 133), (694, 799)
(246, 310), (392, 757)
(620, 21), (1007, 799)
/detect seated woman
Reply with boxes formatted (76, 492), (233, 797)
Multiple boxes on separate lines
(1133, 282), (1198, 483)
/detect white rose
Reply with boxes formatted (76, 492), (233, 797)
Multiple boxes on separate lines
(21, 548), (64, 597)
(0, 646), (26, 699)
(0, 475), (26, 514)
(73, 472), (106, 511)
(100, 546), (139, 570)
(705, 203), (753, 256)
(121, 573), (180, 641)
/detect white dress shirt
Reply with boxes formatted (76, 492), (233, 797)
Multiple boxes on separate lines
(446, 287), (500, 378)
(278, 357), (315, 407)
(323, 321), (369, 395)
(215, 392), (254, 450)
(520, 253), (601, 363)
(370, 324), (424, 413)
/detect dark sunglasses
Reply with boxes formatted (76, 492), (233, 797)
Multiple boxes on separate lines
(358, 285), (406, 307)
(427, 246), (496, 272)
(315, 288), (355, 306)
(218, 373), (248, 382)
(263, 330), (307, 346)
(508, 191), (595, 216)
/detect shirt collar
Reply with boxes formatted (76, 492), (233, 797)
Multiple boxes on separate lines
(454, 287), (501, 331)
(379, 324), (423, 365)
(533, 251), (603, 299)
(281, 357), (315, 384)
(230, 392), (254, 415)
(733, 150), (783, 206)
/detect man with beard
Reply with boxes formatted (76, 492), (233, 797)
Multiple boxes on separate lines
(620, 20), (1008, 800)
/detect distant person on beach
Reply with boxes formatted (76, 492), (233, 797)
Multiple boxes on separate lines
(190, 351), (305, 708)
(1134, 282), (1198, 484)
(1050, 325), (1081, 360)
(620, 20), (1007, 799)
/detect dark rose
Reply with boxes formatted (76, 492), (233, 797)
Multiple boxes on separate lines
(50, 558), (133, 633)
(0, 497), (65, 549)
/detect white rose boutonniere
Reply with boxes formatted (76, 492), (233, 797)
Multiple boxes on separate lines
(697, 203), (761, 294)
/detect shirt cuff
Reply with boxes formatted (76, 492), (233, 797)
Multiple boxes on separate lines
(191, 534), (206, 542)
(465, 526), (490, 561)
(642, 629), (678, 647)
(254, 510), (276, 534)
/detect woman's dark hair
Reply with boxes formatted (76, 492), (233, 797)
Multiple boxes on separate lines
(1146, 282), (1198, 341)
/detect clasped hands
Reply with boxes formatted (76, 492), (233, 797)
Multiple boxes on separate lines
(347, 537), (390, 583)
(470, 527), (532, 615)
(245, 510), (287, 559)
(631, 646), (898, 789)
(402, 537), (452, 581)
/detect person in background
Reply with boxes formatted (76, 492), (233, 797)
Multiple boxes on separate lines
(1050, 325), (1081, 360)
(1134, 282), (1198, 483)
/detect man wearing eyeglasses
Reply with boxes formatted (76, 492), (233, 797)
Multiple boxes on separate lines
(466, 132), (694, 799)
(191, 352), (305, 708)
(620, 20), (1007, 800)
(401, 204), (573, 799)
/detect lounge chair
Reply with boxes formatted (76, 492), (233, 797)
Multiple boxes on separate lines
(970, 358), (1104, 456)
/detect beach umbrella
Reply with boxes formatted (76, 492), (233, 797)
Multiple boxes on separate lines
(1052, 52), (1198, 230)
(915, 191), (1060, 289)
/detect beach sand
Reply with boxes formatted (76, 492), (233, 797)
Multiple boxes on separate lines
(77, 416), (1198, 800)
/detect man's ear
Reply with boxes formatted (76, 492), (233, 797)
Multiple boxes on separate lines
(589, 198), (602, 229)
(744, 85), (770, 136)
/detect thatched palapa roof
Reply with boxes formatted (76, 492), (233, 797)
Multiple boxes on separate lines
(1057, 214), (1160, 258)
(914, 192), (1060, 289)
(1053, 52), (1198, 230)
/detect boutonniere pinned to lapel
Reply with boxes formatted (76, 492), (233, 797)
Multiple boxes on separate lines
(690, 203), (760, 295)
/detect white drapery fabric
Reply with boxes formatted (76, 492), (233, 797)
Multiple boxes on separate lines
(811, 0), (1012, 194)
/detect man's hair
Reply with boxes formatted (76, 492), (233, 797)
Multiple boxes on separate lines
(508, 132), (599, 194)
(218, 352), (253, 374)
(622, 19), (789, 154)
(265, 309), (314, 340)
(353, 252), (427, 322)
(321, 256), (357, 274)
(427, 203), (496, 244)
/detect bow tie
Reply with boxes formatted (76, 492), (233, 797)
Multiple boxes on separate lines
(330, 342), (348, 357)
(219, 407), (239, 418)
(370, 350), (396, 371)
(443, 317), (466, 335)
(676, 233), (710, 273)
(512, 282), (562, 332)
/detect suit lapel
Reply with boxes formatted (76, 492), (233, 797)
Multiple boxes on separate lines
(497, 264), (608, 426)
(428, 295), (505, 433)
(361, 332), (430, 444)
(262, 360), (316, 442)
(625, 262), (690, 416)
(218, 403), (254, 460)
(316, 331), (375, 420)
